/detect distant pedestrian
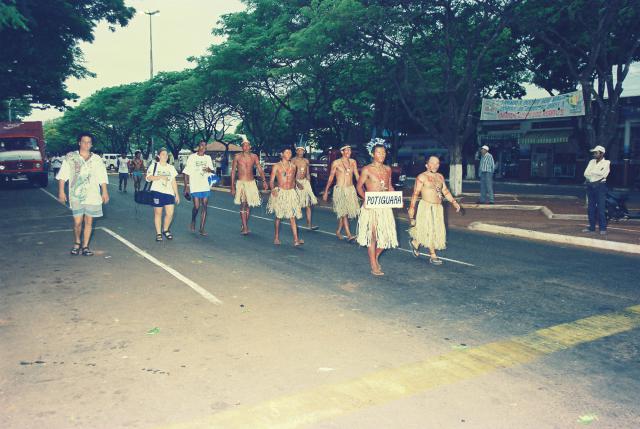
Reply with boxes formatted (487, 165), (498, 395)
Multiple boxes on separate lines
(322, 145), (360, 241)
(51, 155), (62, 178)
(117, 153), (130, 192)
(131, 151), (145, 192)
(146, 148), (180, 241)
(183, 141), (215, 236)
(478, 145), (495, 204)
(267, 147), (304, 246)
(293, 146), (319, 230)
(582, 145), (610, 235)
(56, 133), (109, 256)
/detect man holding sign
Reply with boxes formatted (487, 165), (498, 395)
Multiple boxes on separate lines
(356, 144), (399, 276)
(407, 156), (461, 265)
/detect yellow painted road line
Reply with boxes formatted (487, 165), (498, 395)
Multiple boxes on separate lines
(161, 304), (640, 429)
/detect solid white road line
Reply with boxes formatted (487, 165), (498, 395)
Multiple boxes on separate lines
(207, 204), (476, 267)
(39, 187), (222, 305)
(99, 227), (223, 305)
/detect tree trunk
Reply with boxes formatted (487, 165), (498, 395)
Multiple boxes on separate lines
(448, 140), (463, 196)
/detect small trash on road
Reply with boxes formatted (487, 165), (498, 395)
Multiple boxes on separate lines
(452, 344), (468, 350)
(104, 255), (112, 259)
(146, 327), (160, 335)
(577, 414), (598, 425)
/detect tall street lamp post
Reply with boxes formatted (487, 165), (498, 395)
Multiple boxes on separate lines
(144, 10), (159, 157)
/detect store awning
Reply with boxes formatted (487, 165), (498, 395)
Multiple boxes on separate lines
(519, 131), (571, 145)
(479, 133), (521, 142)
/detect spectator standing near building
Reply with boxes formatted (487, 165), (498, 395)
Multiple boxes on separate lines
(582, 145), (610, 235)
(478, 145), (495, 204)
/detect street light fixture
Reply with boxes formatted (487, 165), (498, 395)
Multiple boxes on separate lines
(144, 10), (160, 79)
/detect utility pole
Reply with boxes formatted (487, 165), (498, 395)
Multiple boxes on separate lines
(7, 99), (13, 122)
(144, 10), (159, 157)
(144, 10), (159, 79)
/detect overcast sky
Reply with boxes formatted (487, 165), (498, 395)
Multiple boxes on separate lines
(26, 0), (640, 122)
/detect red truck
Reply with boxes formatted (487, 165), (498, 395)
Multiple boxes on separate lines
(0, 121), (48, 187)
(263, 148), (406, 194)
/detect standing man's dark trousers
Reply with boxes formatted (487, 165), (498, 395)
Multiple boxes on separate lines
(479, 172), (494, 203)
(586, 182), (607, 232)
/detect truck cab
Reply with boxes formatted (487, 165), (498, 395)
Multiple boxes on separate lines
(0, 121), (48, 187)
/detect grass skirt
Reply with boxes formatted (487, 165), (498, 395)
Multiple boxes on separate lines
(267, 188), (302, 219)
(408, 200), (446, 250)
(332, 185), (360, 219)
(356, 207), (399, 249)
(234, 180), (262, 207)
(297, 179), (318, 208)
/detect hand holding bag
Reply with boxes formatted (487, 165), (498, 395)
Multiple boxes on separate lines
(134, 162), (157, 205)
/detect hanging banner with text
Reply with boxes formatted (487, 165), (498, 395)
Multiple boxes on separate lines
(480, 91), (585, 121)
(364, 191), (404, 208)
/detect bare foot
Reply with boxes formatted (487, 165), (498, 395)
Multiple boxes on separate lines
(346, 235), (356, 242)
(336, 231), (344, 240)
(274, 239), (281, 245)
(189, 222), (196, 232)
(371, 268), (384, 276)
(294, 239), (304, 247)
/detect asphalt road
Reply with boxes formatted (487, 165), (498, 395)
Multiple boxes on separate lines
(1, 177), (640, 429)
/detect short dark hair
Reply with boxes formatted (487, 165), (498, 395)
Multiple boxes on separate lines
(77, 132), (94, 143)
(280, 146), (292, 154)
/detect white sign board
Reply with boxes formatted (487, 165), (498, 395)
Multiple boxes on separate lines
(480, 90), (585, 121)
(364, 191), (404, 208)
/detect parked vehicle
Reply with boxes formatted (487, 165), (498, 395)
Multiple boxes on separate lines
(606, 191), (640, 221)
(264, 148), (406, 194)
(0, 121), (48, 187)
(102, 153), (121, 171)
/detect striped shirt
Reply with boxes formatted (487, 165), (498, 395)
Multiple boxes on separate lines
(479, 153), (495, 173)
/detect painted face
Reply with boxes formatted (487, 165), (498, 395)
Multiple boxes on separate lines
(373, 146), (386, 164)
(427, 157), (440, 173)
(242, 141), (251, 152)
(78, 136), (92, 151)
(296, 148), (305, 157)
(282, 149), (292, 161)
(158, 150), (169, 163)
(341, 147), (352, 158)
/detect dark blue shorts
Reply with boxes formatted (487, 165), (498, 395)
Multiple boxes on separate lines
(151, 191), (175, 207)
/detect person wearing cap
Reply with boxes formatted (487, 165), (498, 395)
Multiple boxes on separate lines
(583, 145), (610, 234)
(478, 145), (495, 204)
(231, 140), (268, 235)
(293, 146), (319, 230)
(323, 145), (360, 241)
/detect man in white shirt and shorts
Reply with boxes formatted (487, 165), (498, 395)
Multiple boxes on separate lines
(56, 133), (109, 256)
(183, 141), (215, 236)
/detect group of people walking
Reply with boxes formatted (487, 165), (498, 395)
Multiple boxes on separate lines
(55, 133), (461, 276)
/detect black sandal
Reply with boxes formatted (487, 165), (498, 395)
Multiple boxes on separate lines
(163, 230), (173, 240)
(70, 242), (81, 255)
(156, 233), (163, 242)
(81, 247), (94, 256)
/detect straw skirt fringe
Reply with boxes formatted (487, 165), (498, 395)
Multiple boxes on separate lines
(408, 200), (446, 250)
(297, 179), (317, 208)
(234, 180), (262, 207)
(356, 207), (398, 249)
(332, 185), (360, 219)
(267, 189), (302, 219)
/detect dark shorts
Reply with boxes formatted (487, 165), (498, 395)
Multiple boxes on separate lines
(151, 191), (175, 207)
(191, 191), (210, 199)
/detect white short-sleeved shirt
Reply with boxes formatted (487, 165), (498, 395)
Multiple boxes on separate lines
(146, 162), (178, 195)
(183, 153), (214, 193)
(117, 157), (129, 173)
(56, 151), (109, 205)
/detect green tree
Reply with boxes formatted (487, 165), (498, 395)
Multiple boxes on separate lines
(0, 0), (134, 108)
(517, 0), (640, 151)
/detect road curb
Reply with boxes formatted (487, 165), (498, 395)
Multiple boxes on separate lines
(468, 222), (640, 255)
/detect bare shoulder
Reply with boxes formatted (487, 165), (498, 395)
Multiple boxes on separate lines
(232, 153), (240, 160)
(416, 172), (427, 182)
(437, 173), (445, 181)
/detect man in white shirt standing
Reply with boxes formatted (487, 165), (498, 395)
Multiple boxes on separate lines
(56, 133), (109, 256)
(117, 153), (130, 193)
(582, 145), (610, 235)
(183, 141), (215, 236)
(478, 145), (495, 204)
